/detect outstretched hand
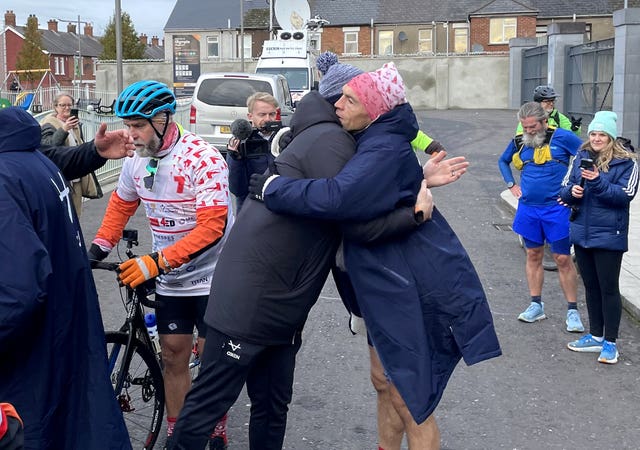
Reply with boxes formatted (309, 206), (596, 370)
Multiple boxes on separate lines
(423, 151), (469, 187)
(94, 123), (135, 159)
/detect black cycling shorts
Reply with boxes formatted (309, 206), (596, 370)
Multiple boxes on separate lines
(155, 293), (208, 337)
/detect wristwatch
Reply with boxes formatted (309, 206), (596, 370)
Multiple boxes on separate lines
(506, 181), (515, 188)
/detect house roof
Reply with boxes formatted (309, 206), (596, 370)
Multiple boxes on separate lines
(310, 0), (380, 26)
(12, 25), (103, 58)
(143, 45), (165, 60)
(307, 0), (639, 25)
(164, 0), (270, 31)
(5, 25), (164, 60)
(469, 0), (538, 16)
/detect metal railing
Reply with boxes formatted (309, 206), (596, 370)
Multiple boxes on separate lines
(33, 98), (193, 184)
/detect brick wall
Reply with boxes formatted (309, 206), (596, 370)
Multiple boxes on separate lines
(320, 26), (372, 56)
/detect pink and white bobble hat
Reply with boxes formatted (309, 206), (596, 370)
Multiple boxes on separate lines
(346, 62), (407, 121)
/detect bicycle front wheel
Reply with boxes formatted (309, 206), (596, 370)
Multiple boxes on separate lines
(106, 331), (165, 450)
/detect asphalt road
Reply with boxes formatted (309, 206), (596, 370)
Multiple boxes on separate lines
(81, 109), (640, 450)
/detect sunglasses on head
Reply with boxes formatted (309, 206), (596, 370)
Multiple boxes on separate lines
(144, 158), (159, 190)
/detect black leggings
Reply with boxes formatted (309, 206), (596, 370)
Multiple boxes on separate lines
(169, 327), (302, 450)
(574, 245), (624, 342)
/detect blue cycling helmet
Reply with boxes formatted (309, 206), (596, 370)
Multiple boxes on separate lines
(115, 80), (176, 118)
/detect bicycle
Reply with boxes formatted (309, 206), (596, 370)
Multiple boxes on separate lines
(91, 229), (165, 450)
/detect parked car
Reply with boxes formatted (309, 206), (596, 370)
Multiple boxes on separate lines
(189, 72), (295, 151)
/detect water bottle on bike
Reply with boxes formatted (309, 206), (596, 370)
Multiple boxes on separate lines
(144, 312), (162, 356)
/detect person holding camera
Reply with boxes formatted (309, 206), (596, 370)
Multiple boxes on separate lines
(499, 101), (585, 331)
(560, 111), (638, 364)
(40, 93), (101, 216)
(226, 92), (280, 212)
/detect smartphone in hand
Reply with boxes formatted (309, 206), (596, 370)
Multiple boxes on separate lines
(70, 108), (79, 119)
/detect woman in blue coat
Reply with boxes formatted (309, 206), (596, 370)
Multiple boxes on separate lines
(561, 111), (638, 364)
(253, 63), (502, 441)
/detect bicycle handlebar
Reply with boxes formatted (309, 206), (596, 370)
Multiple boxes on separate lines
(89, 259), (163, 309)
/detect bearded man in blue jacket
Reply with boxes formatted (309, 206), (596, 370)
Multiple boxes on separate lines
(0, 107), (131, 450)
(249, 63), (502, 447)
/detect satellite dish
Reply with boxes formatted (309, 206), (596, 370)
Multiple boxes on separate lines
(398, 31), (408, 42)
(275, 0), (311, 31)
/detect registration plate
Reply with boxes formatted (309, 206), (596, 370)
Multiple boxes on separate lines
(219, 125), (231, 134)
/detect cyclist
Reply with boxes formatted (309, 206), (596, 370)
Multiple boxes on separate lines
(88, 80), (232, 449)
(516, 85), (582, 135)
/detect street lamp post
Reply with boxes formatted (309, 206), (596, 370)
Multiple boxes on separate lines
(240, 0), (245, 71)
(56, 15), (89, 85)
(115, 0), (123, 93)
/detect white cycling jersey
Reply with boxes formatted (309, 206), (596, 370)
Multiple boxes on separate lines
(116, 127), (233, 296)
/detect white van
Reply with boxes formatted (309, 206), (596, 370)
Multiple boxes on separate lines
(255, 33), (319, 103)
(189, 72), (295, 151)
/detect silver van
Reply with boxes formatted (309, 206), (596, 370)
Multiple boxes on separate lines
(189, 72), (295, 150)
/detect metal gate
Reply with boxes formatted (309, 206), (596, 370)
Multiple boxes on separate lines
(565, 38), (614, 125)
(521, 45), (548, 105)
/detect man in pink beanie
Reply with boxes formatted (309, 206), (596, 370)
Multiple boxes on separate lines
(251, 63), (501, 450)
(346, 62), (407, 121)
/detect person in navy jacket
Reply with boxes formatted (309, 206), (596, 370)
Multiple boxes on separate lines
(561, 111), (638, 364)
(250, 63), (502, 447)
(0, 107), (131, 450)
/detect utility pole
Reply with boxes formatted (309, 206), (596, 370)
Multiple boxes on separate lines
(56, 16), (90, 86)
(115, 0), (123, 93)
(240, 0), (245, 71)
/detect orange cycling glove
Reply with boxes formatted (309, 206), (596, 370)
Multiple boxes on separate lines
(118, 251), (171, 288)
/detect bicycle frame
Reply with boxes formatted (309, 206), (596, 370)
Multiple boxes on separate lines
(108, 283), (160, 395)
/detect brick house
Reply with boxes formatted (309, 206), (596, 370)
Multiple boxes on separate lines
(0, 10), (164, 90)
(161, 0), (638, 62)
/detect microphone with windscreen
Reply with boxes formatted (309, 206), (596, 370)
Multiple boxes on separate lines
(231, 118), (253, 141)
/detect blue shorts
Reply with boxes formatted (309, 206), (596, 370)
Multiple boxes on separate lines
(513, 203), (571, 254)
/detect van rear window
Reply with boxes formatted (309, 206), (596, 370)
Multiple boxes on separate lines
(197, 79), (274, 106)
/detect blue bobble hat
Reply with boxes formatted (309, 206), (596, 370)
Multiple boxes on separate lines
(588, 111), (618, 139)
(316, 51), (364, 99)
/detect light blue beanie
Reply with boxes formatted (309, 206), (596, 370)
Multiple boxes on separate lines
(316, 51), (364, 99)
(588, 111), (618, 139)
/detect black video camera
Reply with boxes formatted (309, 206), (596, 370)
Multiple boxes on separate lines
(260, 120), (283, 133)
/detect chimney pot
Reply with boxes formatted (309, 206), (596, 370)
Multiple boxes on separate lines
(151, 35), (159, 46)
(67, 23), (76, 33)
(48, 19), (58, 32)
(4, 10), (16, 27)
(83, 23), (93, 37)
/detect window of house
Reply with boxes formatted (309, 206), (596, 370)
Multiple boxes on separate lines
(489, 17), (517, 44)
(243, 34), (252, 59)
(344, 31), (359, 54)
(454, 26), (468, 53)
(378, 30), (393, 55)
(207, 36), (219, 58)
(54, 57), (65, 76)
(418, 29), (433, 53)
(536, 25), (547, 37)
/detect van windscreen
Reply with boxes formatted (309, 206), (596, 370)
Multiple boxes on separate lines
(256, 68), (309, 91)
(197, 79), (274, 106)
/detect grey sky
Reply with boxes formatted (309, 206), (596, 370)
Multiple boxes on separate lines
(5, 1), (176, 43)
